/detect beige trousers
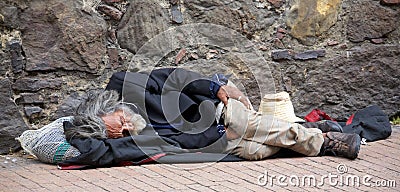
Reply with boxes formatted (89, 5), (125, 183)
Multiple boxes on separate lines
(224, 99), (324, 160)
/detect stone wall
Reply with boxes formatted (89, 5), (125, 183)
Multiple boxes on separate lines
(0, 0), (399, 153)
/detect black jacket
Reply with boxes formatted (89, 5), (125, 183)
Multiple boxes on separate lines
(63, 133), (186, 167)
(342, 105), (391, 141)
(62, 133), (242, 168)
(106, 68), (227, 150)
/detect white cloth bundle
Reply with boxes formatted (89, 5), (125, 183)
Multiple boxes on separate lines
(16, 117), (81, 164)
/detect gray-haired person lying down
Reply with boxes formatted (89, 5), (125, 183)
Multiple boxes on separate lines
(64, 68), (361, 160)
(65, 90), (147, 139)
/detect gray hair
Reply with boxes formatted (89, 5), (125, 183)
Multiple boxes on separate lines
(64, 90), (146, 140)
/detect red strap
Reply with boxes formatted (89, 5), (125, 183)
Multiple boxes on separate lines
(57, 164), (91, 170)
(135, 153), (167, 165)
(305, 109), (336, 122)
(346, 114), (355, 125)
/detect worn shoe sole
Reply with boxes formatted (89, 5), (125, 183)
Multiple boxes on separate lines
(325, 132), (362, 160)
(349, 134), (361, 160)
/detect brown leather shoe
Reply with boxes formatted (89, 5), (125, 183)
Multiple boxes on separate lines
(320, 132), (361, 160)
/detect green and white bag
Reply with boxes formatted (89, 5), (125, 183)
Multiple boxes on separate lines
(17, 117), (81, 164)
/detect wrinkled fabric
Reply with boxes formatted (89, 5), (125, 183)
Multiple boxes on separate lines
(63, 134), (186, 166)
(224, 99), (324, 160)
(342, 105), (391, 141)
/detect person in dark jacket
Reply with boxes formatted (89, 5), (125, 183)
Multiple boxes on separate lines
(65, 68), (361, 161)
(103, 68), (248, 149)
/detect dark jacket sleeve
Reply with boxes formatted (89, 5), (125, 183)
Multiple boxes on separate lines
(106, 68), (224, 100)
(148, 68), (220, 98)
(64, 135), (185, 166)
(167, 125), (228, 153)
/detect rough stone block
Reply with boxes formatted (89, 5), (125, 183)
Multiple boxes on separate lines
(286, 0), (342, 45)
(380, 0), (400, 5)
(293, 45), (400, 118)
(13, 78), (63, 92)
(271, 49), (294, 61)
(0, 78), (29, 154)
(8, 40), (25, 73)
(97, 4), (123, 21)
(294, 49), (326, 60)
(17, 0), (107, 73)
(54, 91), (89, 119)
(347, 1), (399, 42)
(0, 51), (9, 76)
(272, 49), (325, 61)
(268, 0), (286, 8)
(117, 0), (169, 54)
(19, 93), (45, 104)
(24, 106), (43, 118)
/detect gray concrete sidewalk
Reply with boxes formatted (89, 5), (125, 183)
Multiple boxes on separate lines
(1, 126), (399, 192)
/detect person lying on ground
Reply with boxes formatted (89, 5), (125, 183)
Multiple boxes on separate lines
(65, 67), (361, 161)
